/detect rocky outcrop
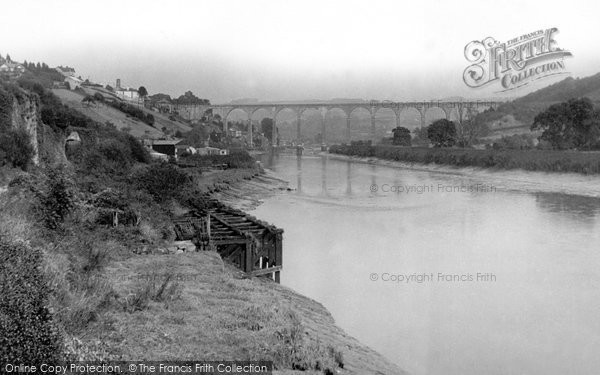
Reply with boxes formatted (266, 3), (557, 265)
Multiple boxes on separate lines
(1, 83), (67, 166)
(9, 90), (41, 164)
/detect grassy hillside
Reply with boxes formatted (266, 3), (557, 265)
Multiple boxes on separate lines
(477, 73), (600, 133)
(52, 89), (163, 138)
(52, 88), (192, 138)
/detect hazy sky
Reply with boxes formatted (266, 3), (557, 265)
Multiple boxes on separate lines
(1, 0), (599, 103)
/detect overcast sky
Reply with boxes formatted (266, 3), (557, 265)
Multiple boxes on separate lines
(1, 0), (598, 103)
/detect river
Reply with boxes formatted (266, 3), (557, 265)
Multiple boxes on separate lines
(252, 152), (600, 375)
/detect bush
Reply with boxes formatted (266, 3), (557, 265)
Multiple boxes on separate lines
(0, 239), (63, 363)
(36, 166), (77, 229)
(0, 128), (35, 170)
(134, 163), (192, 202)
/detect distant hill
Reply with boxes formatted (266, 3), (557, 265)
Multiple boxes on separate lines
(516, 73), (600, 104)
(476, 72), (600, 134)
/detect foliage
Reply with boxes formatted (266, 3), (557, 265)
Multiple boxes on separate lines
(181, 125), (209, 147)
(492, 134), (536, 150)
(35, 166), (77, 229)
(455, 107), (490, 147)
(172, 90), (210, 105)
(261, 118), (275, 142)
(180, 150), (257, 169)
(134, 162), (193, 202)
(329, 144), (600, 174)
(412, 126), (429, 146)
(66, 127), (150, 181)
(427, 119), (457, 147)
(0, 128), (35, 170)
(531, 97), (600, 150)
(107, 100), (155, 126)
(0, 239), (63, 364)
(138, 86), (148, 98)
(391, 126), (411, 146)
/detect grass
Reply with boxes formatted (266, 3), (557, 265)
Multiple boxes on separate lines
(87, 252), (404, 375)
(329, 144), (600, 174)
(1, 168), (405, 374)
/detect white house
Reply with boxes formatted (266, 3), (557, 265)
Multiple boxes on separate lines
(196, 147), (229, 156)
(115, 88), (140, 101)
(64, 75), (83, 90)
(0, 62), (25, 75)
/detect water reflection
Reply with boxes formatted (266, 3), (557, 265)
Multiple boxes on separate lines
(534, 192), (600, 220)
(254, 153), (600, 375)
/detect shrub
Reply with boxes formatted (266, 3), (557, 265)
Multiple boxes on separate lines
(134, 163), (192, 202)
(0, 239), (63, 363)
(36, 166), (77, 229)
(0, 128), (35, 170)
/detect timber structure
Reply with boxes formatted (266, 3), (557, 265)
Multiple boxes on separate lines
(173, 202), (283, 283)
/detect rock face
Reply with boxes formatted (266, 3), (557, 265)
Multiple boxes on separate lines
(10, 91), (41, 164)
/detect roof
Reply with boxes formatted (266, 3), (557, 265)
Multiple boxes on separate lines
(152, 139), (182, 146)
(65, 76), (83, 83)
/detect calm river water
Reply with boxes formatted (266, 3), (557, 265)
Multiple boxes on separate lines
(253, 152), (600, 375)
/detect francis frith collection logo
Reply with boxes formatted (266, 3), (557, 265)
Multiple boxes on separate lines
(463, 27), (572, 91)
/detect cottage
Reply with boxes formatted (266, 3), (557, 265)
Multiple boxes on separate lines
(0, 62), (25, 77)
(176, 144), (197, 156)
(55, 66), (76, 77)
(115, 88), (140, 101)
(149, 150), (169, 161)
(196, 146), (228, 156)
(65, 75), (83, 90)
(150, 139), (181, 158)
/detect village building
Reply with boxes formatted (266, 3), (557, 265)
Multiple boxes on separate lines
(0, 62), (26, 78)
(115, 87), (140, 101)
(55, 66), (76, 77)
(149, 139), (181, 159)
(196, 146), (229, 156)
(64, 75), (84, 90)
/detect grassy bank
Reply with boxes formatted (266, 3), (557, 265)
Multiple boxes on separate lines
(329, 144), (600, 174)
(0, 165), (405, 374)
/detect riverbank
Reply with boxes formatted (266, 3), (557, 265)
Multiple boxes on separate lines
(329, 144), (600, 175)
(206, 169), (407, 374)
(326, 152), (600, 198)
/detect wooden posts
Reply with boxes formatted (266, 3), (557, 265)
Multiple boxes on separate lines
(177, 203), (284, 283)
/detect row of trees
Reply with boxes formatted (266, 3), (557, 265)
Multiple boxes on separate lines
(388, 106), (491, 148)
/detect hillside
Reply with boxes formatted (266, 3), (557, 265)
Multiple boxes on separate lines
(477, 73), (600, 134)
(52, 88), (192, 138)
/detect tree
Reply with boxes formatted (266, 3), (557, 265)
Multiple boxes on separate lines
(412, 126), (429, 145)
(261, 118), (275, 142)
(427, 119), (457, 147)
(93, 92), (104, 103)
(182, 126), (209, 147)
(138, 86), (148, 98)
(391, 126), (411, 146)
(455, 105), (490, 147)
(82, 95), (95, 107)
(531, 98), (600, 150)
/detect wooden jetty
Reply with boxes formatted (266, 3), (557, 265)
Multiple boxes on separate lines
(173, 202), (283, 283)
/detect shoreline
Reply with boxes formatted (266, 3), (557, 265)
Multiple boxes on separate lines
(208, 168), (407, 375)
(325, 152), (600, 198)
